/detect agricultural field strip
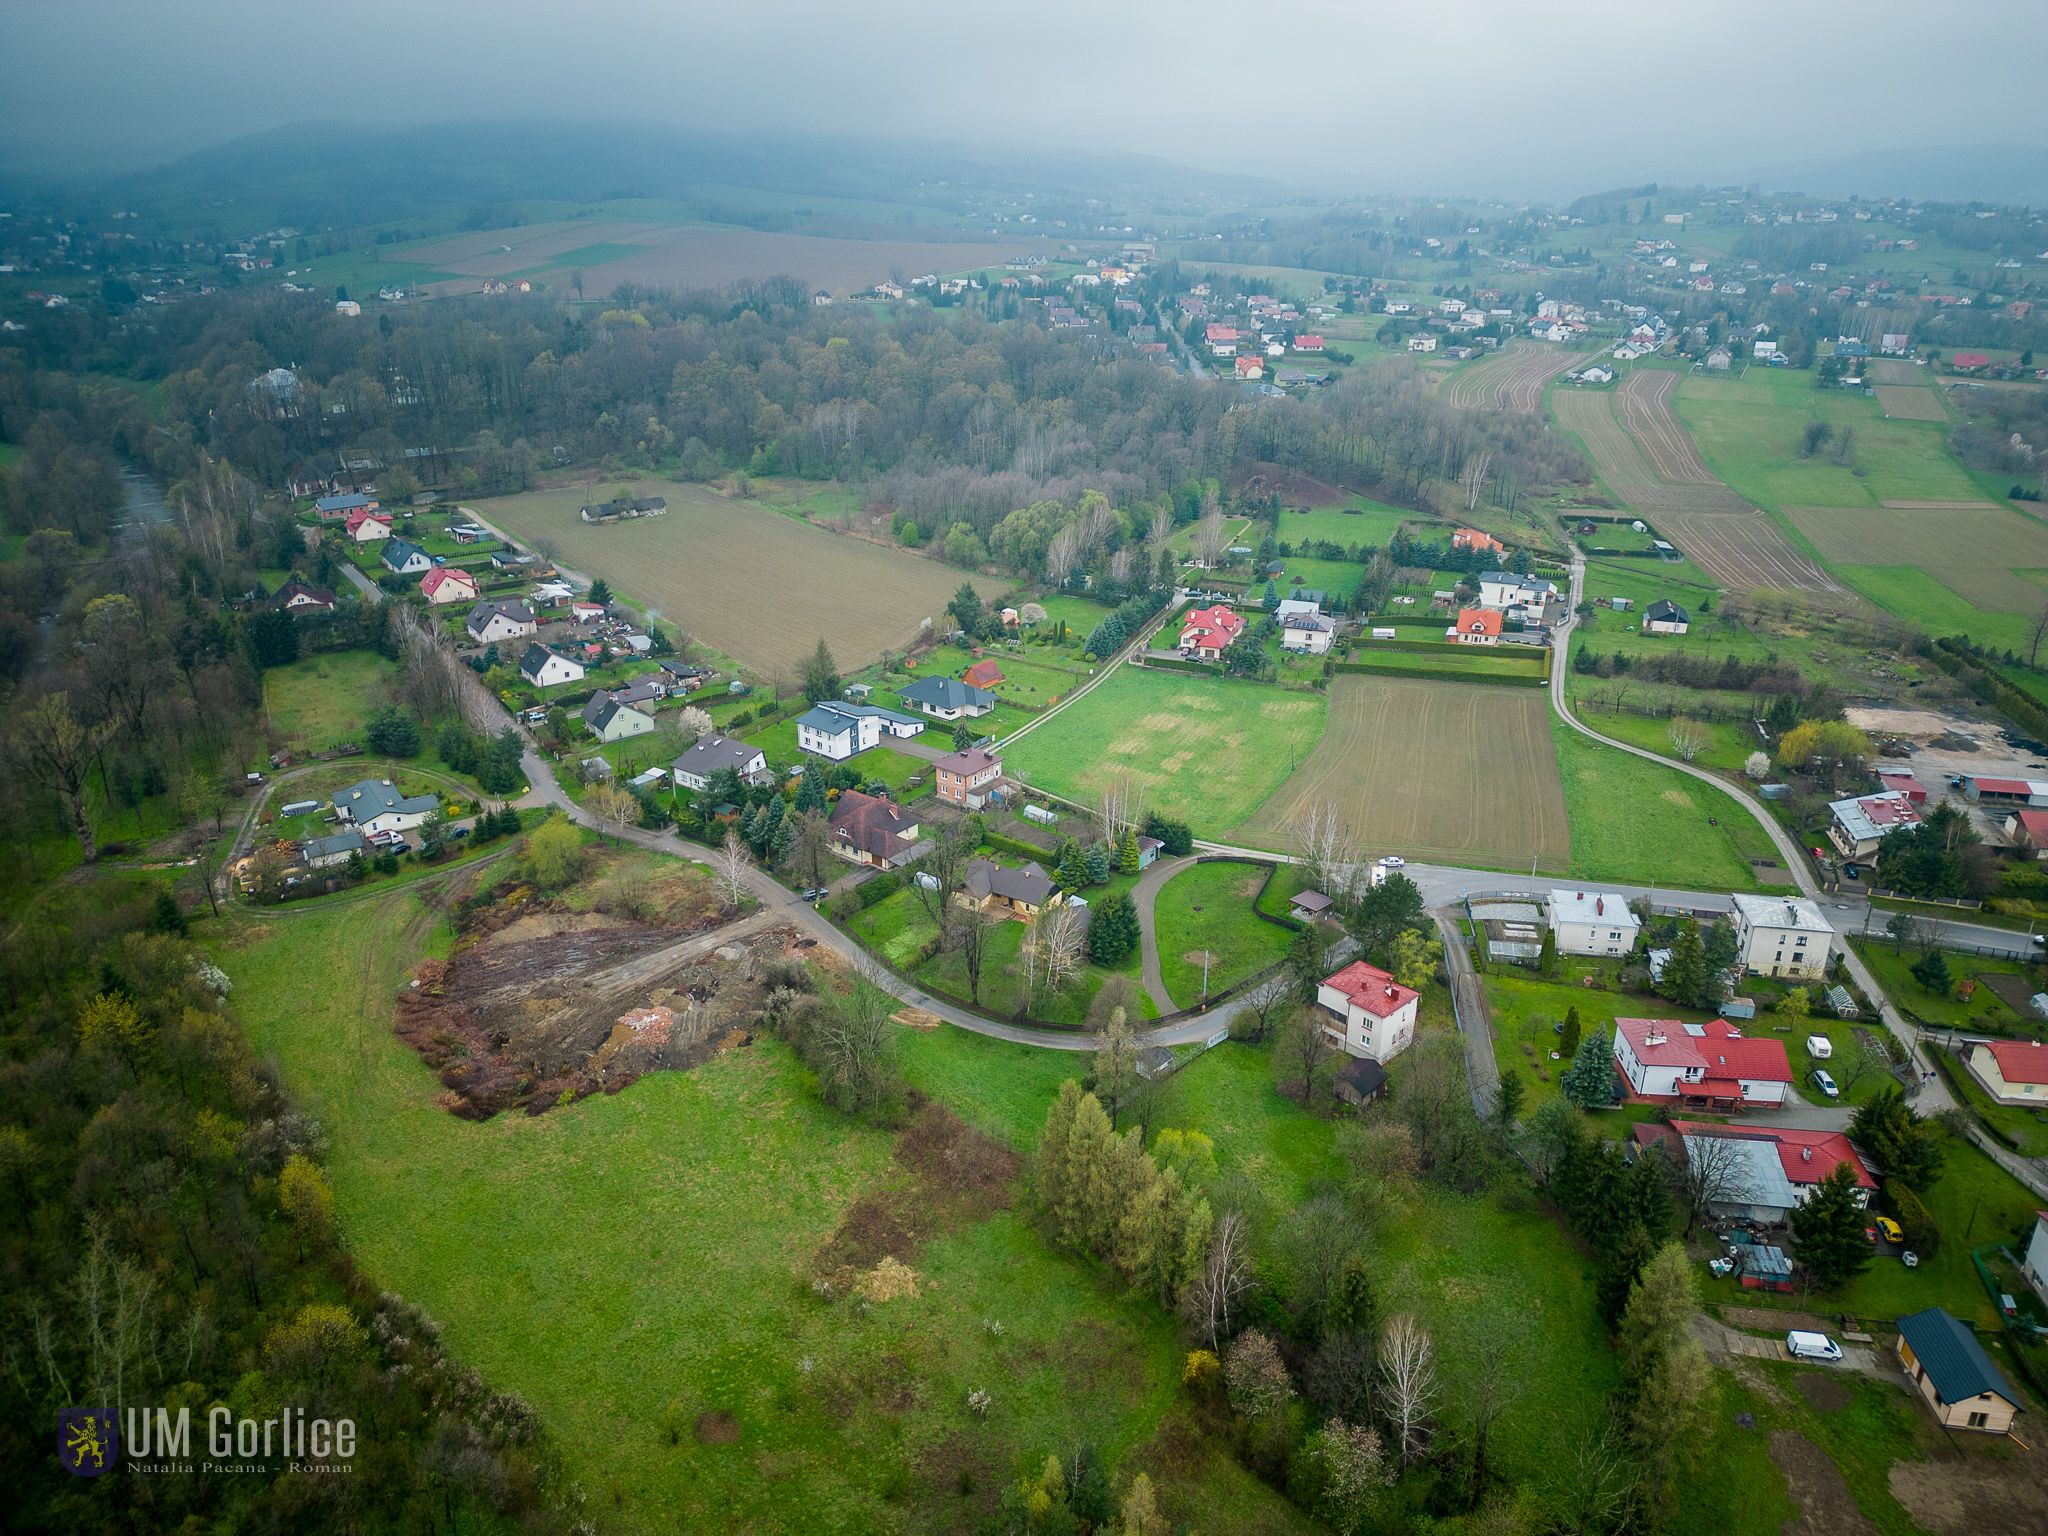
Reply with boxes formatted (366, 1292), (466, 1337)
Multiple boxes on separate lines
(475, 480), (1004, 676)
(1787, 503), (2048, 613)
(1234, 675), (1570, 868)
(1653, 509), (1845, 595)
(1612, 371), (1723, 487)
(1872, 386), (1948, 423)
(1443, 342), (1599, 412)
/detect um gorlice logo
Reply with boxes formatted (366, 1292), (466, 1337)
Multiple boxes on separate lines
(58, 1408), (118, 1478)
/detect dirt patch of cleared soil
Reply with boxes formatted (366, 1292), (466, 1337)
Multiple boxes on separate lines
(1889, 1434), (2048, 1536)
(1769, 1429), (1881, 1536)
(813, 1098), (1020, 1280)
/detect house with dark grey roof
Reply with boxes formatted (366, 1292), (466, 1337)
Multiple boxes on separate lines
(671, 732), (770, 791)
(381, 537), (432, 575)
(299, 828), (366, 868)
(273, 576), (337, 613)
(1895, 1308), (2023, 1434)
(958, 858), (1055, 917)
(520, 643), (585, 689)
(331, 778), (440, 836)
(1644, 598), (1690, 635)
(466, 599), (538, 644)
(897, 675), (995, 721)
(794, 700), (926, 761)
(582, 691), (656, 743)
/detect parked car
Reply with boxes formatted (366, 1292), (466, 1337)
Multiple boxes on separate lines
(1809, 1068), (1839, 1099)
(1380, 855), (1406, 868)
(1785, 1331), (1842, 1362)
(1873, 1216), (1903, 1244)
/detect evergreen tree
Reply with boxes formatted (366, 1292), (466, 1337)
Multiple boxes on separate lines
(1560, 1029), (1616, 1107)
(1910, 949), (1952, 995)
(1788, 1164), (1872, 1291)
(1068, 1445), (1113, 1529)
(1559, 1005), (1582, 1061)
(799, 639), (840, 703)
(772, 813), (797, 863)
(951, 719), (974, 752)
(148, 889), (188, 937)
(1702, 917), (1739, 980)
(795, 771), (825, 814)
(1085, 843), (1111, 885)
(1088, 891), (1140, 964)
(1537, 926), (1558, 977)
(1117, 827), (1141, 875)
(1850, 1086), (1945, 1191)
(1262, 579), (1279, 609)
(1056, 838), (1090, 891)
(1493, 1068), (1526, 1131)
(1658, 919), (1708, 1007)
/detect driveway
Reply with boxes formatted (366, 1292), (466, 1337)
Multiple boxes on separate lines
(1694, 1315), (1892, 1382)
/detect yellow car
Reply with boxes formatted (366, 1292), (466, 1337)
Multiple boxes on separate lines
(1873, 1216), (1904, 1244)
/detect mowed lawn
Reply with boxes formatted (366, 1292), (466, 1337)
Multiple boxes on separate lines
(1237, 674), (1571, 871)
(213, 887), (1302, 1534)
(262, 651), (397, 749)
(1275, 500), (1418, 550)
(1151, 861), (1295, 1010)
(476, 480), (1007, 677)
(1002, 667), (1327, 833)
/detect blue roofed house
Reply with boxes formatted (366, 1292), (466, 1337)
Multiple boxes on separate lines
(1894, 1308), (2023, 1434)
(299, 828), (365, 869)
(314, 491), (377, 521)
(381, 538), (433, 576)
(898, 675), (996, 721)
(794, 700), (927, 761)
(331, 779), (440, 837)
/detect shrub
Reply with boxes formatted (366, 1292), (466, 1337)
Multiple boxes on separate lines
(1886, 1179), (1940, 1258)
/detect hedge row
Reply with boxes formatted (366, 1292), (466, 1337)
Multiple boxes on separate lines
(1330, 660), (1547, 687)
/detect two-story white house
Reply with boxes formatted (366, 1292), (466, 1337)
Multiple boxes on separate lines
(1826, 790), (1920, 862)
(1728, 893), (1835, 980)
(1546, 889), (1641, 957)
(466, 600), (538, 645)
(671, 733), (769, 792)
(1612, 1016), (1792, 1111)
(1315, 960), (1420, 1062)
(793, 700), (926, 761)
(519, 643), (586, 690)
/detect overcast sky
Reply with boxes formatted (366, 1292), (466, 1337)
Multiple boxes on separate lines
(4, 0), (2045, 196)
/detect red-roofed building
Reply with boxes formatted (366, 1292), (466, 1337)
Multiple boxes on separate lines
(1633, 1120), (1874, 1222)
(1951, 351), (1992, 371)
(961, 659), (1006, 691)
(419, 566), (479, 605)
(2006, 808), (2048, 860)
(1205, 323), (1241, 357)
(1293, 333), (1326, 353)
(1963, 775), (2048, 807)
(1178, 604), (1246, 660)
(345, 506), (394, 542)
(1447, 608), (1502, 645)
(1612, 1017), (1792, 1110)
(1967, 1038), (2048, 1106)
(1452, 527), (1505, 556)
(1235, 355), (1265, 381)
(1877, 770), (1927, 806)
(1315, 960), (1420, 1061)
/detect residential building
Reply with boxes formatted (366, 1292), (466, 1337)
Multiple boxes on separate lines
(313, 491), (377, 521)
(1827, 791), (1920, 861)
(1178, 604), (1246, 659)
(1281, 612), (1335, 654)
(1895, 1309), (2023, 1434)
(1965, 1038), (2048, 1106)
(578, 495), (668, 523)
(1333, 1056), (1389, 1107)
(828, 790), (922, 867)
(581, 692), (656, 743)
(1447, 608), (1502, 645)
(1631, 1119), (1874, 1223)
(466, 600), (538, 645)
(2023, 1212), (2048, 1305)
(961, 659), (1006, 691)
(519, 643), (585, 689)
(1451, 527), (1504, 557)
(299, 829), (366, 869)
(1643, 599), (1690, 635)
(332, 778), (440, 837)
(1273, 591), (1325, 621)
(381, 538), (433, 576)
(345, 506), (394, 542)
(273, 577), (337, 614)
(1476, 571), (1559, 613)
(1728, 894), (1835, 980)
(1546, 889), (1641, 957)
(1315, 960), (1420, 1062)
(1611, 1016), (1792, 1110)
(671, 733), (769, 792)
(793, 700), (924, 761)
(1235, 355), (1265, 381)
(935, 745), (1003, 808)
(898, 675), (996, 720)
(1408, 335), (1439, 353)
(419, 567), (479, 605)
(958, 858), (1056, 918)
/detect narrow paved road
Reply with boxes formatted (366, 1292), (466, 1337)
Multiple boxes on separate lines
(336, 562), (385, 604)
(1133, 853), (1198, 1015)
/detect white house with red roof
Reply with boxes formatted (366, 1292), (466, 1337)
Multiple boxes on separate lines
(1205, 323), (1241, 357)
(1827, 790), (1921, 860)
(419, 566), (480, 605)
(1178, 604), (1246, 660)
(1634, 1120), (1874, 1223)
(1315, 960), (1420, 1062)
(1447, 608), (1501, 645)
(1292, 333), (1325, 353)
(1235, 355), (1265, 381)
(1612, 1016), (1792, 1110)
(1966, 1038), (2048, 1107)
(345, 506), (394, 542)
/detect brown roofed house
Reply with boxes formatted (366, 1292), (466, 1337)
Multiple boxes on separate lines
(828, 790), (922, 867)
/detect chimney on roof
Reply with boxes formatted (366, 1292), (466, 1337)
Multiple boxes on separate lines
(1801, 1145), (1812, 1163)
(1644, 1028), (1666, 1047)
(1596, 897), (1604, 916)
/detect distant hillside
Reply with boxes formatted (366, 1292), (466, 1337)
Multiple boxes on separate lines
(1753, 143), (2048, 208)
(46, 120), (1289, 240)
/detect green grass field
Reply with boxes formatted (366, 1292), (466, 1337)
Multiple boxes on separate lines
(1553, 719), (1789, 890)
(262, 651), (398, 748)
(1150, 861), (1294, 1009)
(1002, 667), (1327, 834)
(1341, 645), (1551, 682)
(214, 882), (1298, 1533)
(1274, 500), (1418, 551)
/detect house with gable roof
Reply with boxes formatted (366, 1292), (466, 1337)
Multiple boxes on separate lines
(1315, 960), (1420, 1062)
(1177, 603), (1245, 660)
(1611, 1016), (1792, 1111)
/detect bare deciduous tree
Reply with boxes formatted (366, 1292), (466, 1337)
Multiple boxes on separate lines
(1191, 507), (1229, 570)
(1291, 799), (1358, 904)
(1276, 1005), (1336, 1104)
(814, 966), (897, 1118)
(1095, 773), (1144, 852)
(1666, 716), (1708, 763)
(1092, 1007), (1141, 1128)
(586, 783), (640, 845)
(1181, 1209), (1254, 1349)
(1453, 1314), (1528, 1491)
(1024, 902), (1086, 1001)
(1662, 1127), (1751, 1236)
(1232, 972), (1293, 1043)
(715, 829), (751, 910)
(908, 821), (976, 928)
(1379, 1313), (1439, 1470)
(1461, 449), (1494, 513)
(948, 904), (996, 1005)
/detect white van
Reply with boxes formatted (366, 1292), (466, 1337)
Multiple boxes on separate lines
(1805, 1034), (1833, 1060)
(1785, 1331), (1842, 1362)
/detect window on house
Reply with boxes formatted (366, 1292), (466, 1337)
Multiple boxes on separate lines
(1966, 1411), (1989, 1428)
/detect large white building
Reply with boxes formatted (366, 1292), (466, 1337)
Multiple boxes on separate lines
(1827, 790), (1920, 861)
(792, 700), (925, 761)
(1611, 1016), (1792, 1110)
(1546, 888), (1640, 957)
(1315, 960), (1420, 1062)
(1728, 894), (1835, 980)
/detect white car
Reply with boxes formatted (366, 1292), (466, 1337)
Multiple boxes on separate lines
(1379, 855), (1406, 868)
